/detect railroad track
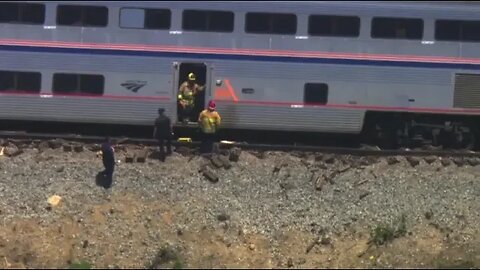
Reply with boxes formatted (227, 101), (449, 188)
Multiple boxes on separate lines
(0, 130), (479, 158)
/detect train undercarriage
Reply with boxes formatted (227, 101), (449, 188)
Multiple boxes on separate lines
(363, 112), (479, 150)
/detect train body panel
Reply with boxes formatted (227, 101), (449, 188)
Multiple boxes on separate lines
(1, 1), (480, 136)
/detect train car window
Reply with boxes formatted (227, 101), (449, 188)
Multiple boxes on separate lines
(308, 15), (360, 37)
(57, 5), (108, 27)
(145, 9), (171, 29)
(0, 71), (41, 93)
(120, 8), (171, 29)
(435, 20), (480, 42)
(120, 8), (144, 28)
(0, 3), (45, 25)
(53, 74), (104, 95)
(371, 17), (423, 40)
(304, 83), (328, 104)
(182, 10), (234, 32)
(245, 12), (297, 35)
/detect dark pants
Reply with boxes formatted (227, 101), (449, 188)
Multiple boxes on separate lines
(200, 132), (216, 153)
(102, 160), (115, 188)
(158, 136), (172, 161)
(179, 105), (194, 122)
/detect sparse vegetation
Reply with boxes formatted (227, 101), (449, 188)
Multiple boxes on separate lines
(69, 260), (92, 269)
(370, 214), (407, 246)
(434, 258), (475, 269)
(149, 245), (184, 269)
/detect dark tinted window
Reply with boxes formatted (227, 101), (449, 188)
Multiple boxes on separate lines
(245, 12), (297, 35)
(182, 10), (234, 32)
(308, 15), (360, 37)
(304, 83), (328, 104)
(57, 5), (108, 27)
(435, 20), (480, 42)
(0, 3), (45, 24)
(0, 71), (41, 92)
(371, 17), (423, 40)
(53, 73), (104, 95)
(145, 9), (171, 29)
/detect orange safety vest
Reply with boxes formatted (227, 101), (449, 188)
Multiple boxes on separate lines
(199, 109), (221, 134)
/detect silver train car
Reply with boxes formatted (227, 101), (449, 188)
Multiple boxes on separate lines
(1, 1), (480, 147)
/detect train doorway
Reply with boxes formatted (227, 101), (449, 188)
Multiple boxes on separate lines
(176, 63), (207, 124)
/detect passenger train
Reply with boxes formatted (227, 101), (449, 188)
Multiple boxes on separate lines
(1, 1), (480, 148)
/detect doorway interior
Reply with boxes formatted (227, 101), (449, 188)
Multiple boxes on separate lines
(177, 63), (207, 123)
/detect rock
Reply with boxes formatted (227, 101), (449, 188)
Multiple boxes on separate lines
(453, 158), (465, 167)
(359, 191), (370, 200)
(320, 237), (332, 245)
(82, 240), (89, 248)
(287, 258), (294, 267)
(5, 148), (23, 157)
(406, 156), (420, 167)
(314, 176), (324, 191)
(203, 166), (218, 183)
(217, 155), (232, 169)
(56, 166), (64, 173)
(323, 155), (335, 164)
(73, 145), (84, 153)
(440, 158), (451, 167)
(386, 156), (400, 165)
(211, 155), (224, 168)
(229, 147), (241, 162)
(48, 139), (63, 149)
(357, 157), (378, 166)
(249, 243), (255, 250)
(280, 181), (295, 190)
(63, 145), (72, 152)
(425, 210), (433, 220)
(136, 150), (149, 163)
(88, 144), (102, 152)
(466, 158), (480, 167)
(314, 154), (323, 161)
(125, 153), (135, 163)
(217, 213), (230, 221)
(37, 141), (50, 151)
(424, 156), (437, 164)
(176, 146), (191, 156)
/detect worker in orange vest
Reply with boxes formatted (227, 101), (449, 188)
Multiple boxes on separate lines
(198, 100), (221, 153)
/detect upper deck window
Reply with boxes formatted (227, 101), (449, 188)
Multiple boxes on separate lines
(435, 19), (480, 42)
(0, 2), (45, 25)
(308, 15), (360, 37)
(57, 5), (108, 27)
(371, 17), (423, 40)
(245, 12), (297, 35)
(120, 8), (171, 29)
(182, 10), (234, 32)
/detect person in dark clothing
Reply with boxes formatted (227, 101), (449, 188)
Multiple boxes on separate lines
(101, 136), (115, 189)
(153, 108), (172, 162)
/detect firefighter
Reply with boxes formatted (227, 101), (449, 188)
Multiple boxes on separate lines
(198, 100), (221, 153)
(101, 136), (115, 189)
(178, 72), (205, 123)
(153, 108), (172, 162)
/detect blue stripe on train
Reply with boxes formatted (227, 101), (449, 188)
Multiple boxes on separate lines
(1, 44), (480, 70)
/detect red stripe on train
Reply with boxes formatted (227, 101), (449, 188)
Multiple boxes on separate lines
(1, 38), (480, 64)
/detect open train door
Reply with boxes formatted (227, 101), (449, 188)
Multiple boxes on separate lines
(173, 62), (211, 125)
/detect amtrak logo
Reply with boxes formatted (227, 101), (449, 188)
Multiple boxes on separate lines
(121, 80), (147, 93)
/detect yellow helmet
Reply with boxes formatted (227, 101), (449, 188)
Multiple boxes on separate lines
(188, 72), (196, 81)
